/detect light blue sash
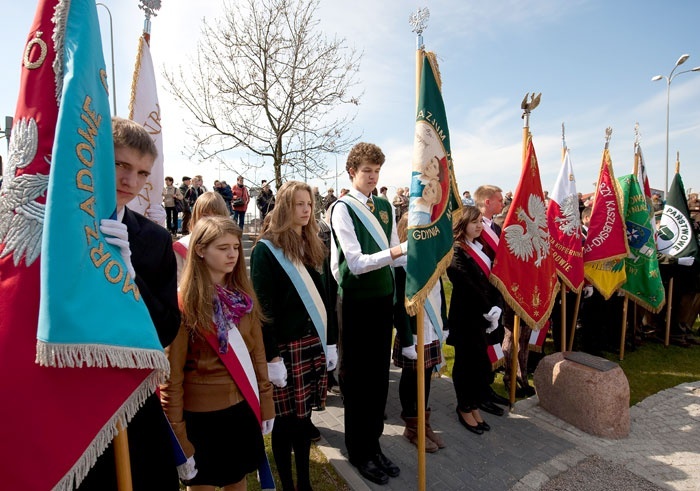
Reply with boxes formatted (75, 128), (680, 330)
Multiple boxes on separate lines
(259, 239), (328, 355)
(424, 285), (444, 343)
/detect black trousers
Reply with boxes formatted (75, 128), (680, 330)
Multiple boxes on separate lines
(338, 293), (393, 464)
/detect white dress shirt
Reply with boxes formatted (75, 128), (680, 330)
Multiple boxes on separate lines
(330, 188), (406, 282)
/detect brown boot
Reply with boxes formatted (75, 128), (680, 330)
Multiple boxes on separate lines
(425, 409), (446, 449)
(401, 415), (439, 453)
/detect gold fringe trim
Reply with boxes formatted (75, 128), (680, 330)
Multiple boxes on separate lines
(36, 341), (170, 376)
(425, 51), (441, 90)
(621, 291), (666, 315)
(50, 371), (161, 490)
(404, 249), (453, 317)
(51, 0), (70, 105)
(556, 270), (583, 293)
(128, 35), (145, 120)
(584, 265), (627, 300)
(491, 357), (505, 370)
(489, 274), (560, 331)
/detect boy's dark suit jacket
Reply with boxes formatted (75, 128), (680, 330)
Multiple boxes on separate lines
(79, 207), (181, 491)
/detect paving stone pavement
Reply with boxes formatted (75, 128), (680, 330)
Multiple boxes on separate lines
(311, 367), (700, 490)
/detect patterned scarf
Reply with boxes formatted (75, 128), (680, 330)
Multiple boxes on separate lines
(212, 284), (253, 354)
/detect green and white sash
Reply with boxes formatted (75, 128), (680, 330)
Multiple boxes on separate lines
(338, 194), (389, 251)
(424, 282), (443, 343)
(259, 239), (328, 355)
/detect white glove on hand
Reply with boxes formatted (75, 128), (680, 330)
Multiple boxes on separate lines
(400, 241), (408, 255)
(267, 360), (287, 388)
(145, 203), (166, 227)
(485, 319), (499, 334)
(485, 306), (502, 321)
(262, 418), (275, 435)
(678, 256), (695, 266)
(177, 455), (198, 481)
(326, 345), (338, 371)
(442, 330), (449, 340)
(583, 286), (594, 298)
(99, 219), (135, 278)
(402, 345), (418, 360)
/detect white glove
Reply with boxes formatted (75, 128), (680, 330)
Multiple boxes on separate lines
(442, 330), (449, 340)
(400, 241), (408, 255)
(177, 455), (198, 481)
(486, 306), (502, 321)
(145, 203), (166, 227)
(326, 345), (338, 371)
(401, 345), (418, 360)
(485, 319), (498, 334)
(267, 360), (287, 388)
(678, 256), (695, 266)
(583, 286), (594, 298)
(99, 219), (135, 278)
(261, 418), (275, 435)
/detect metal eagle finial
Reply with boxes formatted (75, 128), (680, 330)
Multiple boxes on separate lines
(409, 8), (430, 50)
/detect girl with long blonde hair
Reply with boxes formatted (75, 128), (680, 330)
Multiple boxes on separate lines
(161, 216), (274, 491)
(251, 181), (337, 491)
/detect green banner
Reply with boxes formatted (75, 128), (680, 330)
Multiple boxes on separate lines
(405, 52), (461, 316)
(658, 173), (699, 258)
(618, 174), (665, 313)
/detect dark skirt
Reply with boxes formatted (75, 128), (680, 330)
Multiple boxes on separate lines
(183, 402), (264, 487)
(392, 336), (442, 369)
(274, 334), (328, 417)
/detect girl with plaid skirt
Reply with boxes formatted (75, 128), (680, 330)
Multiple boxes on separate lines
(251, 181), (338, 491)
(392, 215), (449, 452)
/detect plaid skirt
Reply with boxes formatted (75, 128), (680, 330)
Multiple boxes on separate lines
(392, 336), (442, 369)
(274, 334), (328, 418)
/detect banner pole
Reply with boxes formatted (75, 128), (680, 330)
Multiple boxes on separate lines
(114, 422), (133, 491)
(409, 9), (430, 490)
(509, 316), (520, 404)
(560, 284), (567, 352)
(619, 296), (629, 361)
(568, 291), (582, 351)
(665, 278), (674, 347)
(416, 308), (426, 489)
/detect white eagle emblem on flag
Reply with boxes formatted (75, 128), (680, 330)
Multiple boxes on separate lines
(504, 194), (550, 267)
(554, 194), (581, 238)
(0, 118), (49, 267)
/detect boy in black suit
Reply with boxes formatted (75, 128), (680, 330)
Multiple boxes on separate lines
(79, 117), (181, 490)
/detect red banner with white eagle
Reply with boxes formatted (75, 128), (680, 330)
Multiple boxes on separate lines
(546, 148), (584, 292)
(490, 134), (559, 330)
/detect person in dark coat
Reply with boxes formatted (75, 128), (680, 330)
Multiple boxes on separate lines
(446, 205), (504, 436)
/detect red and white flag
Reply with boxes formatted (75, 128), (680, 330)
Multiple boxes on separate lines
(546, 148), (584, 292)
(583, 147), (628, 299)
(528, 320), (550, 352)
(487, 343), (505, 369)
(491, 134), (559, 330)
(127, 34), (165, 226)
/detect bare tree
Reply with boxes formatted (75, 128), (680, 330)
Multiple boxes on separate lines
(164, 0), (361, 189)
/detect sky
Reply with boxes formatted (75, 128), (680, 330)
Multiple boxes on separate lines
(1, 0), (700, 203)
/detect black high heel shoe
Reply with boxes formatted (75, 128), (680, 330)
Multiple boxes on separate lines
(456, 408), (483, 435)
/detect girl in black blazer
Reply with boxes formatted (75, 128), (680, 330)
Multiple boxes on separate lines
(446, 206), (503, 435)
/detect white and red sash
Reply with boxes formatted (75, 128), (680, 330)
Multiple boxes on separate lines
(480, 218), (500, 252)
(460, 240), (491, 278)
(204, 325), (261, 424)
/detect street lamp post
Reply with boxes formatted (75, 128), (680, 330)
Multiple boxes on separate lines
(651, 54), (700, 195)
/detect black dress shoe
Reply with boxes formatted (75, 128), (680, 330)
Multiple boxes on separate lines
(476, 420), (490, 431)
(355, 460), (389, 485)
(478, 401), (505, 416)
(373, 452), (400, 478)
(489, 388), (510, 406)
(456, 408), (483, 435)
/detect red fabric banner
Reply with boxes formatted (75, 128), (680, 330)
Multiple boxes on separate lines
(490, 135), (559, 330)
